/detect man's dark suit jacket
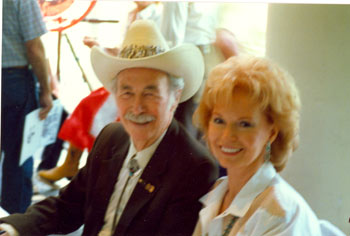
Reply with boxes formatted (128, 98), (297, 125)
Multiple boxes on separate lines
(1, 120), (218, 235)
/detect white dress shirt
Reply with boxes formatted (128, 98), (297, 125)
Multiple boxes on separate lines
(161, 2), (218, 48)
(98, 131), (166, 236)
(193, 162), (345, 236)
(124, 3), (163, 38)
(136, 3), (162, 27)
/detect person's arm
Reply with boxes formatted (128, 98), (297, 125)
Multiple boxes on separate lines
(83, 36), (120, 56)
(25, 37), (53, 120)
(160, 2), (189, 47)
(215, 28), (240, 59)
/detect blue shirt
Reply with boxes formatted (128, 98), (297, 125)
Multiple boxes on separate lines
(2, 0), (48, 68)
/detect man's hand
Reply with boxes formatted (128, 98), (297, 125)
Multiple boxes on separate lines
(104, 47), (120, 57)
(39, 91), (53, 120)
(83, 36), (119, 56)
(83, 36), (99, 48)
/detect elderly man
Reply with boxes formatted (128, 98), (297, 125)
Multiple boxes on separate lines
(0, 20), (218, 236)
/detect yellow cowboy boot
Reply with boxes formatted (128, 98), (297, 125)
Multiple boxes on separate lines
(38, 143), (83, 182)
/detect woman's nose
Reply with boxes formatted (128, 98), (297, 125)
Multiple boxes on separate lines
(222, 125), (237, 140)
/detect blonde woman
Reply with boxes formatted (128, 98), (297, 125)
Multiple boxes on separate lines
(192, 55), (345, 235)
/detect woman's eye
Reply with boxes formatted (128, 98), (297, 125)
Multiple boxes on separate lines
(213, 117), (224, 124)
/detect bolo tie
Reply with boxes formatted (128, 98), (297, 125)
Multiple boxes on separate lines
(222, 216), (239, 236)
(111, 154), (139, 233)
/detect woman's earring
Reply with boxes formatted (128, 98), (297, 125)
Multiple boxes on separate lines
(264, 142), (271, 162)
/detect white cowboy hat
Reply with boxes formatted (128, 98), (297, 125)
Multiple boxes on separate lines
(90, 19), (204, 102)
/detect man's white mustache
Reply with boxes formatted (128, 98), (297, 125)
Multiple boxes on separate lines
(124, 112), (155, 124)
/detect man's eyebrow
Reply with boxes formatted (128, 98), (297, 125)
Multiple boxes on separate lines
(144, 85), (158, 91)
(120, 84), (132, 90)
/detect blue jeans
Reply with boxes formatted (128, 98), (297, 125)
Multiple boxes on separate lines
(1, 68), (38, 213)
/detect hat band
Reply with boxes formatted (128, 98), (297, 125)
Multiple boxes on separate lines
(119, 44), (166, 59)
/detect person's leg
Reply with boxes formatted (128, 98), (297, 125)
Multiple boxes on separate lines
(20, 158), (33, 212)
(0, 152), (3, 199)
(1, 68), (37, 213)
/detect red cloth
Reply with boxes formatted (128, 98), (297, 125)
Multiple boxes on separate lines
(58, 87), (112, 151)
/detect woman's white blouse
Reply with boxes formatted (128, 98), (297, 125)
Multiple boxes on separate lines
(192, 162), (345, 236)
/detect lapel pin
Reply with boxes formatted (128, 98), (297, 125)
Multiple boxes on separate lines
(145, 183), (155, 193)
(138, 178), (155, 193)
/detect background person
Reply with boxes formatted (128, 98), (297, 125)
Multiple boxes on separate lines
(161, 2), (221, 140)
(191, 55), (345, 235)
(1, 0), (53, 214)
(0, 19), (218, 236)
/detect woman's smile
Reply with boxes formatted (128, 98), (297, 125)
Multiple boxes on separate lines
(220, 146), (243, 155)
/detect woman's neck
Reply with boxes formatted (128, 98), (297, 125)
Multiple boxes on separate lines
(219, 159), (264, 214)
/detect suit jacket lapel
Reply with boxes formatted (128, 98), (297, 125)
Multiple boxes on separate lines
(89, 138), (130, 233)
(114, 120), (179, 235)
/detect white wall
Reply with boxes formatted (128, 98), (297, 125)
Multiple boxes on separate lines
(266, 4), (350, 233)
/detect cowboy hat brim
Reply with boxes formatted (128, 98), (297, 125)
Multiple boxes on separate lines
(90, 43), (204, 102)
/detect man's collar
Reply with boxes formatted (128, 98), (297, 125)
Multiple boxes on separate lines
(127, 130), (167, 171)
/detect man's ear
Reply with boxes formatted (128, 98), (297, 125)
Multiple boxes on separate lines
(170, 89), (182, 113)
(175, 89), (182, 103)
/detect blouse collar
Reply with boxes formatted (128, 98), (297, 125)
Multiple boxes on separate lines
(200, 162), (277, 218)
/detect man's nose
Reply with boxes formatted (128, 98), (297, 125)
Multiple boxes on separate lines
(131, 95), (145, 114)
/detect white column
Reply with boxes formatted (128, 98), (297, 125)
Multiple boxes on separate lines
(266, 4), (350, 232)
